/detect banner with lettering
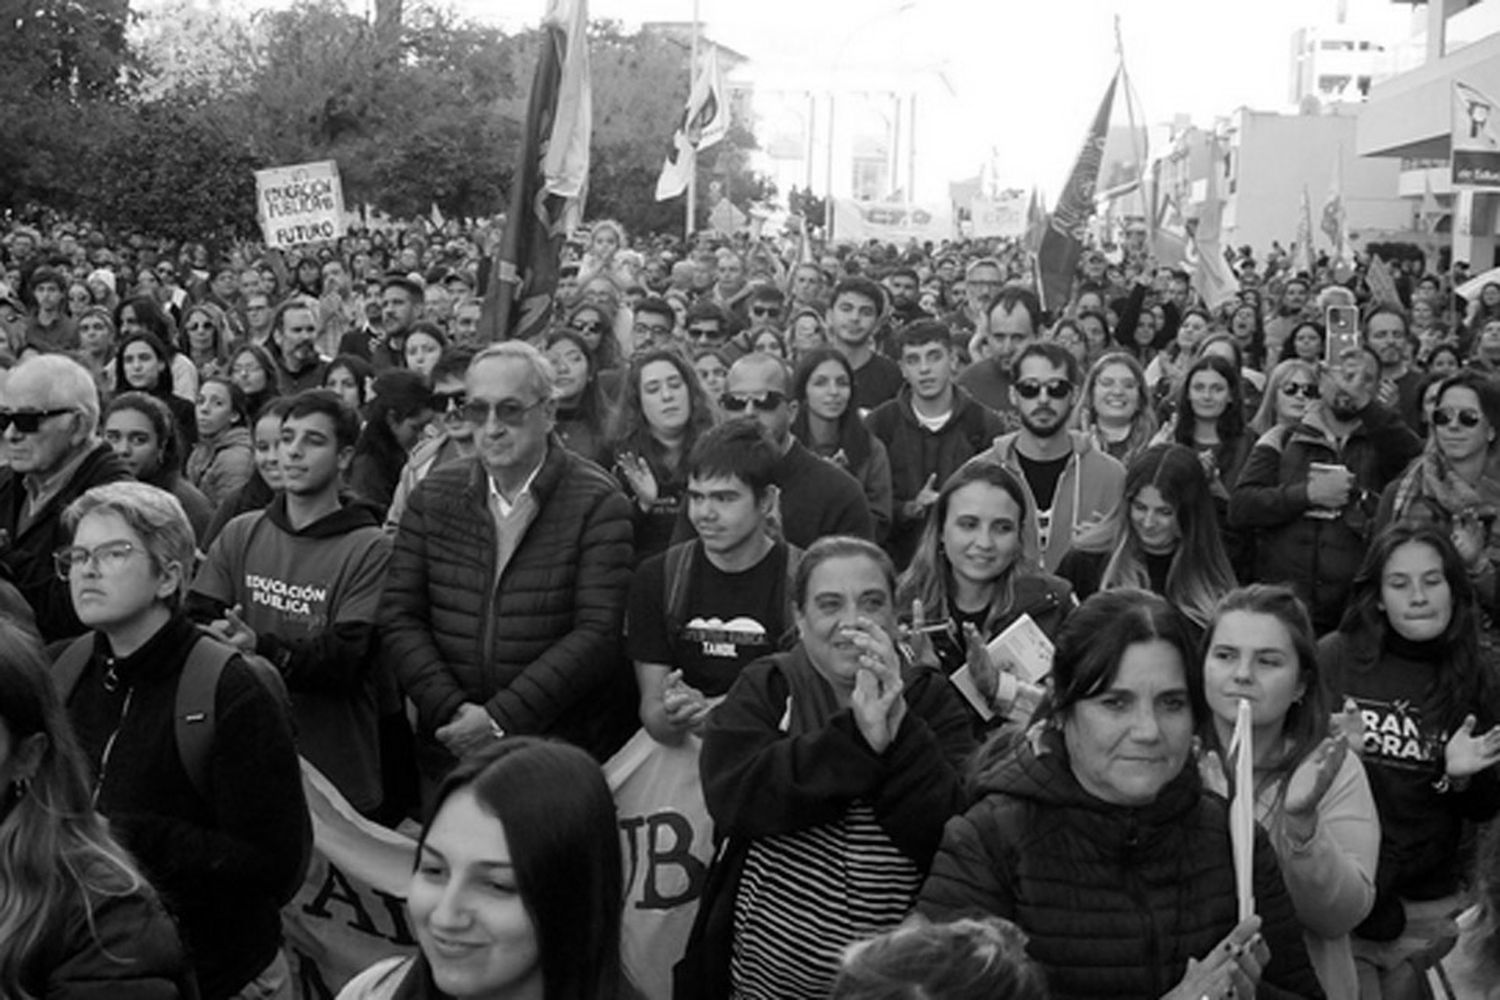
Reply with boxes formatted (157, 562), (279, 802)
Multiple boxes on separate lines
(969, 193), (1027, 239)
(831, 198), (953, 244)
(285, 733), (714, 1000)
(255, 160), (348, 249)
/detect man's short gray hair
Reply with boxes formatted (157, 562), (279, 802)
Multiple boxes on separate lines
(6, 354), (101, 436)
(470, 341), (557, 401)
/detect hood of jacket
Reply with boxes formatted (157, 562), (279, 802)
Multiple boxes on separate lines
(262, 490), (383, 538)
(987, 428), (1102, 465)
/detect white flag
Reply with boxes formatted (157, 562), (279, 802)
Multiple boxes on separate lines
(1228, 698), (1256, 922)
(1452, 80), (1500, 190)
(655, 45), (729, 201)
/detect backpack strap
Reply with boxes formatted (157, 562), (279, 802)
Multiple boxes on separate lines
(52, 633), (96, 703)
(661, 539), (700, 660)
(174, 634), (239, 804)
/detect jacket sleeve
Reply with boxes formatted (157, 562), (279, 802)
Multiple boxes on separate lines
(1369, 405), (1425, 488)
(869, 667), (975, 869)
(44, 890), (191, 1000)
(1228, 432), (1310, 529)
(380, 483), (469, 735)
(483, 488), (634, 734)
(863, 437), (894, 545)
(700, 661), (893, 836)
(109, 661), (310, 906)
(1253, 823), (1329, 1000)
(915, 803), (1020, 923)
(1271, 752), (1378, 940)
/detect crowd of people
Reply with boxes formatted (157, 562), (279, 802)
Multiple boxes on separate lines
(2, 209), (1500, 1000)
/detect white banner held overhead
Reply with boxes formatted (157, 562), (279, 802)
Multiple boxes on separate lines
(255, 160), (348, 248)
(969, 192), (1028, 238)
(831, 198), (953, 243)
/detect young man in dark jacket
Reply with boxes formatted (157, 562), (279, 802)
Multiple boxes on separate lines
(382, 342), (636, 797)
(866, 320), (1004, 568)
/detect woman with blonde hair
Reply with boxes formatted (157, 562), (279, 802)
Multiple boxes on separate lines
(0, 616), (194, 997)
(1074, 351), (1157, 467)
(1250, 359), (1319, 436)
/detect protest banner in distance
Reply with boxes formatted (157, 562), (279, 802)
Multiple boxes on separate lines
(1452, 81), (1500, 190)
(285, 733), (714, 1000)
(969, 192), (1028, 239)
(831, 198), (954, 243)
(256, 160), (348, 249)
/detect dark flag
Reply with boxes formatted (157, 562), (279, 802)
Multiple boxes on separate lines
(478, 0), (591, 343)
(1036, 69), (1118, 317)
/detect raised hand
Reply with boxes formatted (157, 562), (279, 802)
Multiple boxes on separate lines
(1282, 736), (1349, 843)
(1444, 714), (1500, 780)
(1160, 916), (1268, 1000)
(615, 451), (659, 510)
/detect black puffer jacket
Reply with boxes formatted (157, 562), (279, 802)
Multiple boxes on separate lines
(917, 728), (1323, 1000)
(382, 438), (636, 767)
(0, 440), (130, 642)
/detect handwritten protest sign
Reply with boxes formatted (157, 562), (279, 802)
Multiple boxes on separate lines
(256, 160), (347, 249)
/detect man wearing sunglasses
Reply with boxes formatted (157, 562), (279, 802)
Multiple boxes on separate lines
(672, 352), (871, 550)
(972, 341), (1125, 573)
(1230, 345), (1422, 633)
(383, 342), (636, 793)
(384, 350), (477, 532)
(0, 354), (131, 642)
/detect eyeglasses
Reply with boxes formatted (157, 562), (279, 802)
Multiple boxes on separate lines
(721, 391), (787, 413)
(1014, 379), (1073, 400)
(633, 322), (673, 338)
(750, 306), (782, 318)
(461, 397), (546, 427)
(186, 321), (214, 332)
(433, 389), (468, 414)
(54, 540), (140, 580)
(686, 327), (722, 341)
(0, 408), (75, 434)
(1432, 408), (1483, 429)
(1280, 382), (1319, 399)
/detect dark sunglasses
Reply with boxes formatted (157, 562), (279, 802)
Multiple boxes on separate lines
(686, 327), (722, 340)
(0, 408), (75, 434)
(1280, 382), (1319, 399)
(572, 321), (609, 335)
(1432, 408), (1483, 429)
(461, 397), (546, 427)
(433, 390), (468, 413)
(750, 306), (782, 318)
(1014, 379), (1073, 400)
(721, 391), (786, 413)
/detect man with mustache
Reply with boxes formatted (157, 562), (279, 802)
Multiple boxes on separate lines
(969, 341), (1125, 573)
(267, 298), (328, 395)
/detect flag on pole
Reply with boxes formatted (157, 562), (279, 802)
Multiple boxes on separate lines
(1036, 68), (1119, 316)
(1187, 137), (1240, 311)
(655, 45), (729, 201)
(1421, 172), (1444, 233)
(1296, 185), (1316, 276)
(477, 0), (592, 344)
(1366, 254), (1403, 309)
(1024, 187), (1047, 255)
(1320, 150), (1348, 267)
(1451, 81), (1500, 190)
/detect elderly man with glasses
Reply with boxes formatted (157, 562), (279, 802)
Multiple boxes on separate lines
(0, 353), (130, 641)
(382, 341), (637, 799)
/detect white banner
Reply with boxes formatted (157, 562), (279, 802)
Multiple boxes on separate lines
(1453, 81), (1500, 190)
(255, 160), (348, 249)
(284, 732), (715, 1000)
(831, 198), (953, 243)
(969, 193), (1027, 238)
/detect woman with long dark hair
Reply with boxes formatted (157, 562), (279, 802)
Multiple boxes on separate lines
(1199, 585), (1378, 1000)
(545, 329), (611, 467)
(339, 738), (640, 1000)
(228, 342), (280, 422)
(116, 295), (197, 403)
(1058, 443), (1237, 633)
(608, 348), (717, 565)
(113, 329), (198, 453)
(187, 376), (254, 509)
(790, 347), (893, 544)
(348, 369), (434, 518)
(0, 617), (194, 997)
(104, 391), (213, 542)
(1319, 524), (1500, 998)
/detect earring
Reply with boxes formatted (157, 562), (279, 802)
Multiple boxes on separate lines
(11, 777), (29, 800)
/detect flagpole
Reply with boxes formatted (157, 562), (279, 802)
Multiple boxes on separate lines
(685, 0), (700, 242)
(1115, 16), (1148, 231)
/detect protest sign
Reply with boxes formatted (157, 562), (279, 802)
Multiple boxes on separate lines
(255, 161), (348, 249)
(969, 193), (1027, 238)
(1452, 81), (1500, 190)
(831, 198), (953, 243)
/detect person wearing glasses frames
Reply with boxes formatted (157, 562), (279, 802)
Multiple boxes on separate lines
(383, 342), (637, 796)
(0, 354), (131, 642)
(1378, 372), (1500, 620)
(969, 341), (1126, 575)
(385, 350), (477, 533)
(1230, 345), (1423, 635)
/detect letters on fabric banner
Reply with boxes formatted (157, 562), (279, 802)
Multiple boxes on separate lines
(970, 193), (1027, 239)
(831, 198), (954, 243)
(255, 161), (347, 249)
(607, 728), (716, 1000)
(282, 734), (715, 1000)
(284, 762), (419, 1000)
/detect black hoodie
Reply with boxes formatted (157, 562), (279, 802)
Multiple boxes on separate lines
(188, 493), (391, 812)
